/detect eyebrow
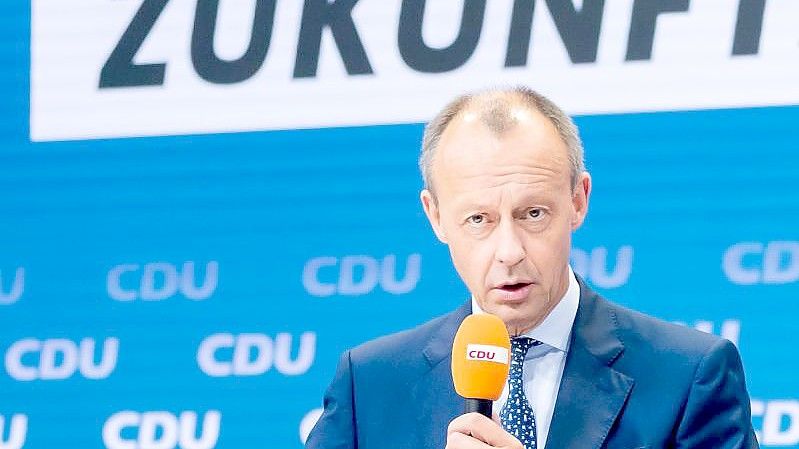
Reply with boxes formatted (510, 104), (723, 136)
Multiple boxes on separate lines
(451, 193), (555, 213)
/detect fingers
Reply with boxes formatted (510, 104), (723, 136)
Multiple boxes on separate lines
(447, 413), (523, 449)
(446, 430), (492, 449)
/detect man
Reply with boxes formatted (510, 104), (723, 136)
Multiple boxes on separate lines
(306, 87), (758, 448)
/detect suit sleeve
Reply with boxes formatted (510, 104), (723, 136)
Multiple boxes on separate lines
(305, 350), (357, 449)
(674, 338), (759, 448)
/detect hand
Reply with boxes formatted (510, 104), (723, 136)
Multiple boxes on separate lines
(446, 412), (524, 449)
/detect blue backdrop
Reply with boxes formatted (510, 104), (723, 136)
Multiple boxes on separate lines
(3, 2), (799, 448)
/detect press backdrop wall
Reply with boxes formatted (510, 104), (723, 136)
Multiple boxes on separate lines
(3, 1), (799, 448)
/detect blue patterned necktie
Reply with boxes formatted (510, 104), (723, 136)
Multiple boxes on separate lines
(500, 336), (542, 449)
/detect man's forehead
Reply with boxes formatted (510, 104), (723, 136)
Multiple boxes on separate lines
(458, 100), (538, 133)
(444, 178), (560, 211)
(434, 108), (570, 180)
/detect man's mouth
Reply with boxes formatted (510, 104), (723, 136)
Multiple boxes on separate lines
(492, 281), (535, 301)
(498, 282), (532, 292)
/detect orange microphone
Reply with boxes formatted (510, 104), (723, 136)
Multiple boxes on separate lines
(451, 313), (511, 418)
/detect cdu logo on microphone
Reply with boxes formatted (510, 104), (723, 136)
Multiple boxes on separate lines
(466, 344), (509, 364)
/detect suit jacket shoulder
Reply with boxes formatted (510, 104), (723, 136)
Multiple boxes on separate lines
(608, 296), (721, 355)
(555, 287), (757, 448)
(349, 303), (465, 373)
(305, 302), (469, 449)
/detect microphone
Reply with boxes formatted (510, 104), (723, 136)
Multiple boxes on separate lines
(451, 313), (511, 418)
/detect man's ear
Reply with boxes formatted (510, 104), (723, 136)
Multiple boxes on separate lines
(420, 189), (448, 243)
(571, 172), (591, 231)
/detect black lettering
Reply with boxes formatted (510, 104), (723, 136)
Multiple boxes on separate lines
(99, 0), (169, 88)
(546, 0), (605, 63)
(191, 0), (277, 84)
(293, 0), (373, 78)
(732, 0), (766, 55)
(398, 0), (486, 73)
(505, 0), (536, 67)
(506, 0), (604, 67)
(625, 0), (690, 61)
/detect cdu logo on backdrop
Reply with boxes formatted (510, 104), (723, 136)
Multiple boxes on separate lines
(0, 414), (26, 449)
(723, 241), (799, 285)
(0, 267), (24, 305)
(571, 246), (633, 289)
(751, 400), (799, 446)
(103, 410), (220, 449)
(303, 254), (421, 297)
(197, 332), (316, 377)
(4, 337), (118, 381)
(107, 261), (218, 301)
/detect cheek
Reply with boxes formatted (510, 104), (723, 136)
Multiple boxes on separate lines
(448, 233), (493, 287)
(525, 219), (573, 270)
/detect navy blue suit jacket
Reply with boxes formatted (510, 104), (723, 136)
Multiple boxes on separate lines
(306, 279), (758, 448)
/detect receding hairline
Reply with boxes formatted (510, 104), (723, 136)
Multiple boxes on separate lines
(420, 87), (585, 197)
(461, 91), (545, 133)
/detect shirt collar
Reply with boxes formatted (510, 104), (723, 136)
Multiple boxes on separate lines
(471, 265), (580, 353)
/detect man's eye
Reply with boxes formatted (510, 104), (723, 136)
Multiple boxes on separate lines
(467, 214), (485, 225)
(528, 208), (545, 220)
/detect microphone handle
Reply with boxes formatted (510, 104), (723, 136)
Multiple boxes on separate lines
(464, 398), (492, 418)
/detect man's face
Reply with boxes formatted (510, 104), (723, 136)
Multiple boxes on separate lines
(421, 107), (590, 335)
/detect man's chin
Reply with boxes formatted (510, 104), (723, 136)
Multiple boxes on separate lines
(483, 302), (540, 335)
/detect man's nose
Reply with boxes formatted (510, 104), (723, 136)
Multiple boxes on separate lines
(494, 220), (526, 267)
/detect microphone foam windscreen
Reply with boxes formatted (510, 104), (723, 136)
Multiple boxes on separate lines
(451, 313), (511, 401)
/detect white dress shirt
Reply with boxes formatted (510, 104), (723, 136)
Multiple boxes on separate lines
(471, 266), (580, 449)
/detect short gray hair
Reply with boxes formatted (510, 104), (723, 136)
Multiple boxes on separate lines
(419, 86), (585, 195)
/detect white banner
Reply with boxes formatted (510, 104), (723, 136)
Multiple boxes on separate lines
(31, 0), (799, 141)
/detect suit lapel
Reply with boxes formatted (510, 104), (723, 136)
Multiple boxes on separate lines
(411, 356), (463, 448)
(546, 280), (634, 449)
(411, 301), (470, 449)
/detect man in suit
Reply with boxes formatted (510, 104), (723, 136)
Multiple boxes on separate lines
(306, 87), (758, 448)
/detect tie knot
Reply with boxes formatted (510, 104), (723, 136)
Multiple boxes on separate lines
(510, 337), (540, 362)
